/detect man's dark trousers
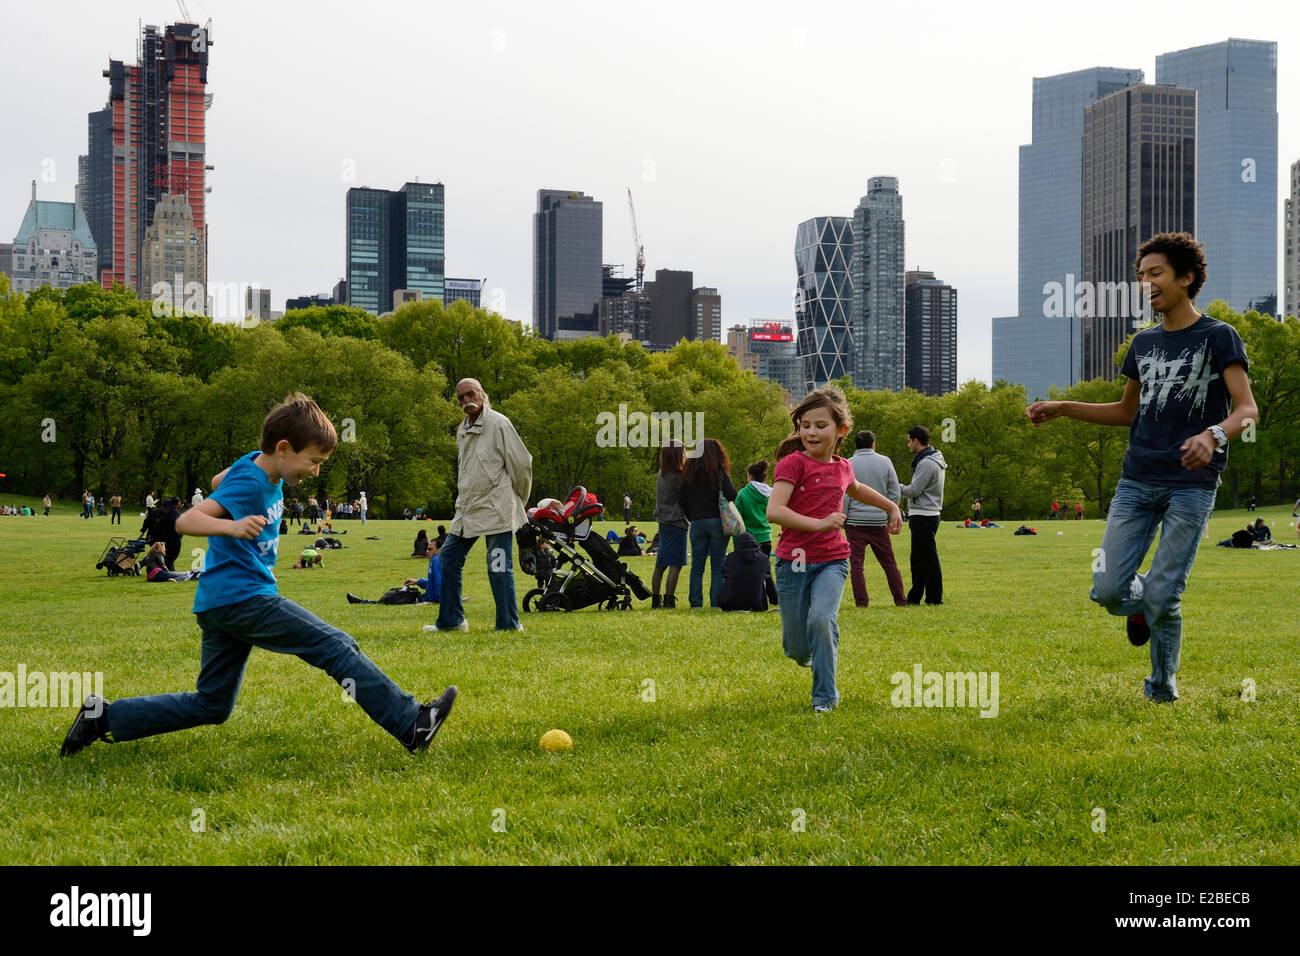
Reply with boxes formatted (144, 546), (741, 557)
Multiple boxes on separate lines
(906, 515), (942, 605)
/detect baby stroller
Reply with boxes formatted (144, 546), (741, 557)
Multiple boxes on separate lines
(96, 537), (147, 576)
(519, 487), (651, 612)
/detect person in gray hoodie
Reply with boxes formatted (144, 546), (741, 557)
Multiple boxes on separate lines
(842, 430), (907, 607)
(900, 425), (948, 605)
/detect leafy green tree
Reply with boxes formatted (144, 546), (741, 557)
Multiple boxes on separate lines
(275, 305), (382, 341)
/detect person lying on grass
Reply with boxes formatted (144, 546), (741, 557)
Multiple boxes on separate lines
(142, 542), (201, 582)
(61, 392), (456, 759)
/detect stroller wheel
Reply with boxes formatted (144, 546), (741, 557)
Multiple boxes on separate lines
(522, 588), (544, 613)
(598, 596), (619, 611)
(540, 592), (572, 613)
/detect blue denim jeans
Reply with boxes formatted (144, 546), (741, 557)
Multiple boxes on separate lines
(105, 594), (420, 742)
(436, 531), (520, 630)
(1090, 477), (1217, 702)
(688, 518), (727, 607)
(775, 557), (849, 709)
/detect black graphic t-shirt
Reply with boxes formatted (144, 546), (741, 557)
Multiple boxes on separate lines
(1119, 315), (1249, 488)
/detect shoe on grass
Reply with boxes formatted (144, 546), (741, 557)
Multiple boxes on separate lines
(346, 592), (364, 604)
(423, 621), (468, 633)
(403, 686), (458, 753)
(61, 695), (111, 757)
(1127, 613), (1151, 646)
(813, 704), (833, 714)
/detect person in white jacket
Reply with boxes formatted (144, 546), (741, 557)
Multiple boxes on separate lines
(430, 379), (533, 633)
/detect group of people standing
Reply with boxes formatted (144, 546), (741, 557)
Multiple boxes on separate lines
(647, 421), (948, 616)
(79, 490), (123, 522)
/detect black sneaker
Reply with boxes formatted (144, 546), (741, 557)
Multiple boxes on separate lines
(403, 686), (457, 754)
(1127, 613), (1151, 647)
(346, 592), (364, 604)
(60, 695), (110, 757)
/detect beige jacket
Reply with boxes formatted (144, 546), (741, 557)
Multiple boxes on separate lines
(451, 395), (533, 537)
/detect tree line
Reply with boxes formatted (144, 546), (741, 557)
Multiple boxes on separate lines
(1, 275), (1295, 520)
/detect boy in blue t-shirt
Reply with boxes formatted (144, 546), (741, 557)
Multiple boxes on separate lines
(1027, 233), (1258, 702)
(62, 393), (456, 756)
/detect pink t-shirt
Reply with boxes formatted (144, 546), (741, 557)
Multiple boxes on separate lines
(772, 452), (854, 563)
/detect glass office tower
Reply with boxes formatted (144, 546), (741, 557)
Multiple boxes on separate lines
(346, 188), (392, 314)
(999, 67), (1143, 399)
(399, 182), (445, 303)
(346, 182), (445, 314)
(1156, 39), (1278, 315)
(795, 216), (854, 393)
(851, 177), (906, 392)
(533, 189), (603, 340)
(1080, 85), (1197, 380)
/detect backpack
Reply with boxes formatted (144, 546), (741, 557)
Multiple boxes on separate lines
(378, 586), (422, 605)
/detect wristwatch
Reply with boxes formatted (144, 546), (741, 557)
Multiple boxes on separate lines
(1207, 425), (1228, 451)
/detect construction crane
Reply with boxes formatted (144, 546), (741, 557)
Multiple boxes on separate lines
(627, 187), (645, 293)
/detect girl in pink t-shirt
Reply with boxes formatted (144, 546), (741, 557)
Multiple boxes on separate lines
(767, 387), (902, 712)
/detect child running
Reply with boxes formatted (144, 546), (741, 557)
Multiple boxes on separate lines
(61, 392), (456, 757)
(766, 387), (902, 712)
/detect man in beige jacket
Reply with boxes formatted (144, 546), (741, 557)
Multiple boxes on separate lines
(430, 379), (533, 632)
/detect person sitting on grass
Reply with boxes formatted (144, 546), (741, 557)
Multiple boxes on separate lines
(142, 542), (201, 582)
(412, 529), (430, 557)
(1250, 518), (1271, 542)
(60, 391), (457, 760)
(617, 526), (645, 556)
(717, 532), (777, 612)
(349, 534), (442, 604)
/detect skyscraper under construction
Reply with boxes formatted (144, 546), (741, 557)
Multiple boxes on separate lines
(82, 21), (212, 298)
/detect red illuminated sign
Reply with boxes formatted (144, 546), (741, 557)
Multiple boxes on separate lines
(751, 321), (794, 342)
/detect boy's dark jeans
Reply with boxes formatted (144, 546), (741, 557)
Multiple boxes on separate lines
(106, 595), (419, 742)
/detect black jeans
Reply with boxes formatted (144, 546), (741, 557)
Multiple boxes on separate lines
(906, 514), (942, 605)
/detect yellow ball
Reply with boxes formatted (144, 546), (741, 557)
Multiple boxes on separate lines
(539, 729), (573, 753)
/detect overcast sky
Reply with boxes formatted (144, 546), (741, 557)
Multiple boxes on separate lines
(2, 0), (1296, 385)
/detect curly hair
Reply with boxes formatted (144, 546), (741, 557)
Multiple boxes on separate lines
(1134, 232), (1207, 301)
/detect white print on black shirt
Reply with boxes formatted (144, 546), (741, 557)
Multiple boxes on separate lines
(1134, 342), (1218, 422)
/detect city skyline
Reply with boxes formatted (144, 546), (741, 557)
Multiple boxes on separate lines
(2, 1), (1297, 388)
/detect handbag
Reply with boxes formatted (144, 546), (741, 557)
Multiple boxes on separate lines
(718, 487), (745, 537)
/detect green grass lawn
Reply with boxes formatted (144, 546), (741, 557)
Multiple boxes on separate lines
(1, 496), (1297, 864)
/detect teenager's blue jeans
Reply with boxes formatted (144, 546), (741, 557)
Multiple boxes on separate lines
(688, 518), (727, 607)
(435, 531), (520, 630)
(775, 557), (849, 709)
(1090, 477), (1216, 702)
(105, 594), (420, 743)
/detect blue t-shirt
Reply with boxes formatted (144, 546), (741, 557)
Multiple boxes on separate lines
(1119, 315), (1249, 489)
(193, 451), (284, 613)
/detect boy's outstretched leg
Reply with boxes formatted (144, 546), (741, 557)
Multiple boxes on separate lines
(64, 631), (253, 754)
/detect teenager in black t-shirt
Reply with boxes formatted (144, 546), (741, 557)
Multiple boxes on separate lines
(1027, 233), (1258, 702)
